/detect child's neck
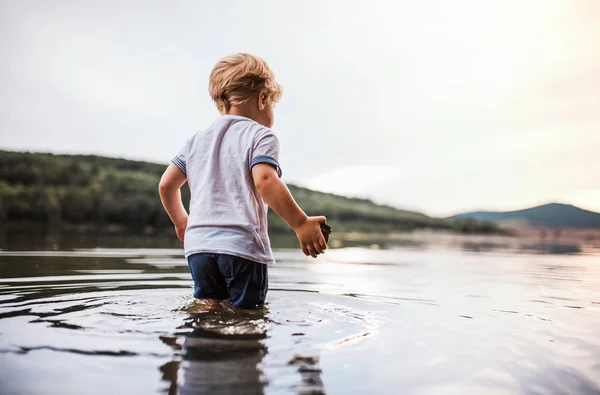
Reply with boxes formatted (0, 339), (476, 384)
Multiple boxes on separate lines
(227, 106), (256, 121)
(226, 105), (268, 127)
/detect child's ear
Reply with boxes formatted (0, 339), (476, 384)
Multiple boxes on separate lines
(257, 91), (268, 111)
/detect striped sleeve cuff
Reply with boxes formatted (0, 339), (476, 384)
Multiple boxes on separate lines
(171, 156), (186, 174)
(250, 155), (282, 178)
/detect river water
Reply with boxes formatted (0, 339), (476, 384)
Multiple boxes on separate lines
(0, 232), (599, 394)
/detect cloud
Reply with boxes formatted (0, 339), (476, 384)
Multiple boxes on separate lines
(303, 166), (401, 197)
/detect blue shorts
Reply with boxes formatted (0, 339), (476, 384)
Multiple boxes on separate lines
(186, 253), (268, 309)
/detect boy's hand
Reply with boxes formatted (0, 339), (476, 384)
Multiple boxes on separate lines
(175, 219), (187, 243)
(293, 216), (327, 258)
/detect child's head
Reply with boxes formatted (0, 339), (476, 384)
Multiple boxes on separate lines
(209, 53), (282, 128)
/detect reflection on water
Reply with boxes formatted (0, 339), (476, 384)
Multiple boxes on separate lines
(0, 231), (599, 394)
(163, 302), (269, 395)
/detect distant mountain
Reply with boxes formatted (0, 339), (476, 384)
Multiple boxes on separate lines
(451, 203), (600, 229)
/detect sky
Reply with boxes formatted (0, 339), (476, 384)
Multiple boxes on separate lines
(1, 0), (599, 217)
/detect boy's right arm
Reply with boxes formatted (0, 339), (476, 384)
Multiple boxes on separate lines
(252, 163), (327, 258)
(158, 163), (188, 243)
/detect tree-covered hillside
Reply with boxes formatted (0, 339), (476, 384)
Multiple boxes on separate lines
(0, 150), (503, 234)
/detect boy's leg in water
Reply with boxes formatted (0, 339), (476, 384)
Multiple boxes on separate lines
(187, 253), (228, 301)
(217, 254), (268, 309)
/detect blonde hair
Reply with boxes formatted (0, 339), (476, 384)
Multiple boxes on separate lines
(209, 53), (282, 114)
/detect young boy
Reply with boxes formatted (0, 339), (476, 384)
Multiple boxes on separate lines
(158, 53), (327, 309)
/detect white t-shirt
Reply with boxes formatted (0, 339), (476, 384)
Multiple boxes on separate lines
(172, 115), (282, 264)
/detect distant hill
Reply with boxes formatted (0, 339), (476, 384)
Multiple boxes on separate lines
(0, 150), (504, 235)
(451, 203), (600, 229)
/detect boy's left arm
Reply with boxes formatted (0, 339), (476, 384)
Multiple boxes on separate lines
(158, 163), (188, 243)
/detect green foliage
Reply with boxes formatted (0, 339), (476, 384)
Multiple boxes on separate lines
(0, 150), (505, 234)
(0, 151), (186, 230)
(449, 219), (502, 234)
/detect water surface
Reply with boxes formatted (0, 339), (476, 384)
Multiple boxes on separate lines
(1, 233), (599, 394)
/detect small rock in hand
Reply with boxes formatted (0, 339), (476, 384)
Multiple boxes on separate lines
(321, 223), (332, 244)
